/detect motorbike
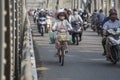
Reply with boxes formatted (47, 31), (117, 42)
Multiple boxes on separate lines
(97, 23), (103, 36)
(37, 17), (46, 36)
(83, 20), (88, 30)
(91, 20), (97, 32)
(105, 28), (120, 64)
(46, 16), (52, 33)
(71, 21), (83, 45)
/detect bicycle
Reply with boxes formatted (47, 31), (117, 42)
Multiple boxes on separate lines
(57, 29), (69, 66)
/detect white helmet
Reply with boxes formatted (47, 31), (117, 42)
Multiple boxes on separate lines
(57, 8), (65, 13)
(40, 9), (44, 12)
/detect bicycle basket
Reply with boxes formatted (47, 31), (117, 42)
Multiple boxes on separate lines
(58, 34), (68, 41)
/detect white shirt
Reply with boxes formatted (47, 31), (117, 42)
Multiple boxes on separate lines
(69, 15), (83, 23)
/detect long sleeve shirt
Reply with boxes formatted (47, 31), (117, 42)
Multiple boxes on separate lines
(52, 19), (72, 31)
(103, 20), (120, 30)
(69, 15), (83, 24)
(52, 19), (73, 38)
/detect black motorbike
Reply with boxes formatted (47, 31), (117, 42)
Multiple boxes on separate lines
(97, 23), (103, 36)
(83, 20), (89, 30)
(71, 21), (83, 45)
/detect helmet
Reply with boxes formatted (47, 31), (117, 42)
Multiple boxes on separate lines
(57, 8), (67, 19)
(57, 8), (66, 16)
(40, 9), (44, 12)
(73, 9), (77, 12)
(99, 9), (103, 13)
(109, 8), (117, 15)
(79, 8), (83, 11)
(94, 9), (97, 12)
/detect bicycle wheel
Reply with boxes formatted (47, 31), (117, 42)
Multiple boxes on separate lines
(60, 47), (64, 66)
(59, 55), (61, 63)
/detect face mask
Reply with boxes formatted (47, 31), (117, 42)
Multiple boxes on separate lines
(74, 11), (78, 14)
(110, 16), (117, 22)
(59, 16), (65, 20)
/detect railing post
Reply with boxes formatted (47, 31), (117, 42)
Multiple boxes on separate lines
(0, 0), (6, 80)
(5, 0), (15, 79)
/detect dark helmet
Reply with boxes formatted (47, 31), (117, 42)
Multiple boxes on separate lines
(73, 9), (77, 12)
(109, 8), (117, 15)
(99, 9), (103, 13)
(94, 9), (97, 12)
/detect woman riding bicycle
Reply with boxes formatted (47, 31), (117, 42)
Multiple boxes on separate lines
(52, 8), (73, 56)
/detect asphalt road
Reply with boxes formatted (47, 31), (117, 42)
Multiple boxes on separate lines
(31, 20), (120, 80)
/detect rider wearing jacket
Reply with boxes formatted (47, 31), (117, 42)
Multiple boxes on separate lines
(52, 9), (72, 55)
(38, 9), (46, 18)
(91, 9), (98, 31)
(81, 9), (89, 22)
(102, 8), (120, 57)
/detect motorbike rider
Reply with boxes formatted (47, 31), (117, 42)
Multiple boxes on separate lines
(78, 8), (83, 17)
(33, 10), (37, 22)
(102, 8), (119, 26)
(69, 9), (83, 44)
(64, 8), (71, 22)
(97, 9), (106, 25)
(91, 9), (98, 31)
(102, 9), (120, 58)
(96, 9), (106, 36)
(38, 9), (47, 18)
(37, 9), (47, 33)
(81, 9), (89, 22)
(52, 9), (73, 55)
(67, 9), (73, 22)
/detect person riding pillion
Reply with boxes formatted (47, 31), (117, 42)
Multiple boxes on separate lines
(52, 9), (73, 55)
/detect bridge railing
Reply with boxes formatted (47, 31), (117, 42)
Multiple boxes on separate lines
(0, 0), (38, 80)
(20, 13), (38, 80)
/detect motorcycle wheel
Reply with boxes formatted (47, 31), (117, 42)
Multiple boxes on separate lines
(45, 25), (48, 33)
(84, 26), (86, 31)
(75, 35), (79, 45)
(41, 28), (44, 36)
(110, 46), (118, 64)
